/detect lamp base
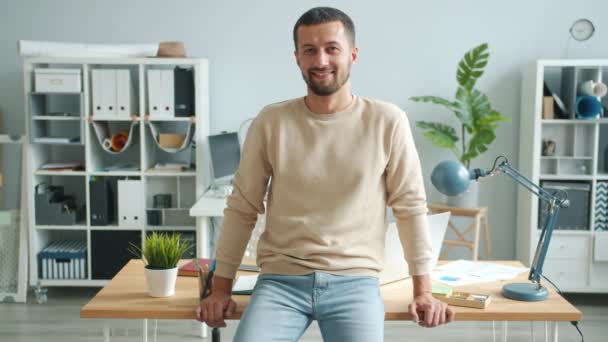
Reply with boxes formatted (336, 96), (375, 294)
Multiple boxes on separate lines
(502, 282), (548, 301)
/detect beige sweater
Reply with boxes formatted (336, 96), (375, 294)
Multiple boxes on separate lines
(214, 96), (432, 280)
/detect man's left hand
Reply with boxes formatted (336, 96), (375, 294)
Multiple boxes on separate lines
(408, 293), (454, 327)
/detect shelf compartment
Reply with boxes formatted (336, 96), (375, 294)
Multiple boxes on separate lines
(559, 158), (592, 175)
(538, 180), (591, 231)
(88, 121), (141, 172)
(143, 121), (195, 172)
(31, 119), (83, 145)
(541, 122), (595, 158)
(91, 230), (141, 280)
(145, 64), (195, 119)
(88, 64), (140, 119)
(146, 208), (195, 227)
(33, 175), (86, 226)
(89, 175), (142, 227)
(34, 229), (87, 281)
(29, 92), (83, 118)
(38, 240), (87, 280)
(31, 144), (85, 174)
(539, 157), (592, 175)
(145, 175), (196, 227)
(147, 121), (194, 152)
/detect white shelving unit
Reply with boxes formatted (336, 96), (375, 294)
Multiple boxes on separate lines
(517, 59), (608, 293)
(23, 57), (210, 287)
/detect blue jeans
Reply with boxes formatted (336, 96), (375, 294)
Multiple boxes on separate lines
(233, 272), (384, 342)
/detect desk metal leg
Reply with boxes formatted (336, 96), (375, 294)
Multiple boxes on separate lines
(143, 319), (148, 342)
(531, 321), (535, 342)
(502, 321), (508, 342)
(544, 321), (549, 342)
(153, 319), (158, 342)
(212, 328), (221, 342)
(103, 322), (110, 342)
(492, 321), (496, 342)
(552, 322), (558, 342)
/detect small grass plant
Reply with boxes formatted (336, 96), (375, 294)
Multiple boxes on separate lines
(128, 232), (192, 269)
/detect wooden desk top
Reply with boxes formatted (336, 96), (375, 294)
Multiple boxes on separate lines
(81, 260), (581, 322)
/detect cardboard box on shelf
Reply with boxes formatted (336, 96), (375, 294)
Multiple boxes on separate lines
(543, 96), (555, 120)
(158, 133), (186, 149)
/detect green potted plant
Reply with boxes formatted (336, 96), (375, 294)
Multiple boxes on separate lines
(128, 232), (192, 297)
(411, 43), (510, 207)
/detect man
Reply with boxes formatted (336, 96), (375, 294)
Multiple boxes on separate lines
(197, 7), (454, 341)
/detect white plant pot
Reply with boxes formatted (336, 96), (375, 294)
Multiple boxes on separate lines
(144, 266), (178, 297)
(447, 179), (480, 208)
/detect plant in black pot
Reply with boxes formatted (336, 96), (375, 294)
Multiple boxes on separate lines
(128, 232), (192, 297)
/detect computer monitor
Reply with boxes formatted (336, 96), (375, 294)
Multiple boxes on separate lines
(208, 132), (240, 184)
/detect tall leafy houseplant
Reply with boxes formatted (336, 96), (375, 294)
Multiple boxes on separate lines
(128, 232), (192, 297)
(411, 43), (510, 169)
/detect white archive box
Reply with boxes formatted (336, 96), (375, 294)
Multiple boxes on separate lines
(34, 68), (82, 93)
(91, 69), (134, 118)
(147, 69), (174, 118)
(117, 180), (144, 228)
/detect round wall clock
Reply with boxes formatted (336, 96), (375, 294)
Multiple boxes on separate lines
(570, 19), (595, 42)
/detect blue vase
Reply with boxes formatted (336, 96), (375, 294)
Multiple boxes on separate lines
(576, 96), (602, 119)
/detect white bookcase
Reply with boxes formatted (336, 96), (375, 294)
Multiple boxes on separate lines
(517, 59), (608, 293)
(23, 57), (210, 287)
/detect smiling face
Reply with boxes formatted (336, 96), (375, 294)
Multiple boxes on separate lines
(294, 21), (358, 96)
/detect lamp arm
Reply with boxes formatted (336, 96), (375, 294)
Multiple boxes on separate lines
(475, 159), (568, 286)
(480, 162), (557, 204)
(529, 205), (560, 285)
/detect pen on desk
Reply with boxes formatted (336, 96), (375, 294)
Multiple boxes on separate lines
(201, 259), (216, 299)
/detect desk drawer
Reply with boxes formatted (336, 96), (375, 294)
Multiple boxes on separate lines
(542, 234), (589, 259)
(542, 259), (588, 289)
(594, 233), (608, 261)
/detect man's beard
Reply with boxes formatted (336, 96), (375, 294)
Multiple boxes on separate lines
(303, 66), (351, 96)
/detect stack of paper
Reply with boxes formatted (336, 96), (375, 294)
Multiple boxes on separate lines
(431, 260), (528, 287)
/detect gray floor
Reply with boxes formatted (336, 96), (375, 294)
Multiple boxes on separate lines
(0, 288), (605, 342)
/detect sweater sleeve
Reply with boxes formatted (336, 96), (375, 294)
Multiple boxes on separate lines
(385, 111), (433, 276)
(213, 115), (272, 279)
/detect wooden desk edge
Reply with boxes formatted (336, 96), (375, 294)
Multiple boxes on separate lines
(79, 260), (583, 322)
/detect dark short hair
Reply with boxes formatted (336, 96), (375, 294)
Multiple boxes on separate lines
(293, 7), (355, 50)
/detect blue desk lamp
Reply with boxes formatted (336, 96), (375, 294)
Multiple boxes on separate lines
(431, 156), (569, 301)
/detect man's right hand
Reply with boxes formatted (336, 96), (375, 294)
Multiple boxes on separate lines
(195, 275), (237, 328)
(196, 289), (237, 328)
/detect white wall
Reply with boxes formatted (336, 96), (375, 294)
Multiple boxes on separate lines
(1, 0), (607, 259)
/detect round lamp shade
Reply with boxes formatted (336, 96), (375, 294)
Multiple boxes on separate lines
(431, 160), (472, 196)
